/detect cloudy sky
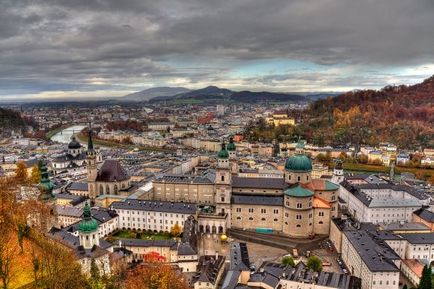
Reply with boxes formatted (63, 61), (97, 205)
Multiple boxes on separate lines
(1, 0), (434, 100)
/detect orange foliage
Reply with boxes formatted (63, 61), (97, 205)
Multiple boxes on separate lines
(124, 259), (189, 289)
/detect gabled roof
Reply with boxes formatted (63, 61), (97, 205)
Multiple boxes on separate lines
(413, 208), (434, 223)
(96, 159), (129, 182)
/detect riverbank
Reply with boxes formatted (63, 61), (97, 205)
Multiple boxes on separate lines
(341, 162), (434, 181)
(76, 132), (175, 153)
(45, 124), (71, 139)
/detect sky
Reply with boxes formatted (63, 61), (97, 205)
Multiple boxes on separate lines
(1, 0), (434, 100)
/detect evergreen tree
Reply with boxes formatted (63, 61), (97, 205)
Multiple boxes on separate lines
(418, 265), (432, 289)
(282, 256), (295, 267)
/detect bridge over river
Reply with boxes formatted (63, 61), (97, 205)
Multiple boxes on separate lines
(50, 125), (86, 144)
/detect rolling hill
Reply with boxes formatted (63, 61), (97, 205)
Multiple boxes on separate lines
(122, 87), (190, 102)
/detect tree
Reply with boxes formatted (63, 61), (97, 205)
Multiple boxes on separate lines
(306, 256), (322, 272)
(282, 256), (295, 267)
(14, 161), (28, 184)
(0, 233), (17, 289)
(170, 223), (182, 238)
(418, 265), (432, 289)
(124, 258), (189, 289)
(30, 165), (41, 184)
(89, 258), (104, 289)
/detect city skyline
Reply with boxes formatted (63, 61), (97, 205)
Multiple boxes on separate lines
(1, 0), (434, 100)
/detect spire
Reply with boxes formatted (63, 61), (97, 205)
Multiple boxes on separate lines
(217, 140), (229, 159)
(39, 162), (54, 201)
(83, 202), (92, 219)
(88, 129), (94, 151)
(335, 158), (343, 170)
(78, 202), (98, 233)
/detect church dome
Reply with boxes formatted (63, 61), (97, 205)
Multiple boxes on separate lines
(227, 137), (236, 151)
(68, 136), (82, 149)
(217, 142), (229, 159)
(79, 203), (98, 233)
(285, 154), (312, 172)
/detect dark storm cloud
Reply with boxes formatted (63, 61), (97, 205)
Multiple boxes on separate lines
(1, 0), (434, 96)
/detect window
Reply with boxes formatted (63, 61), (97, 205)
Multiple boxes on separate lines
(298, 176), (301, 182)
(296, 203), (302, 209)
(296, 215), (302, 220)
(221, 175), (225, 182)
(249, 217), (253, 220)
(273, 209), (279, 214)
(319, 212), (324, 217)
(249, 208), (254, 213)
(261, 209), (266, 214)
(236, 208), (241, 213)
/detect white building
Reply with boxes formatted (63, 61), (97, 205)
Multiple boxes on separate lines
(110, 199), (197, 232)
(341, 230), (400, 289)
(339, 181), (430, 224)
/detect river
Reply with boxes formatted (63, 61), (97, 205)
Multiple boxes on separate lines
(50, 125), (86, 144)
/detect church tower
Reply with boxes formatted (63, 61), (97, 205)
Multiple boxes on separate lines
(78, 202), (99, 249)
(215, 141), (232, 228)
(37, 162), (57, 231)
(86, 130), (98, 199)
(226, 137), (238, 173)
(331, 158), (344, 185)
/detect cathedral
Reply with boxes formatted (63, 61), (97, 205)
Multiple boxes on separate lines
(86, 131), (131, 198)
(150, 139), (340, 238)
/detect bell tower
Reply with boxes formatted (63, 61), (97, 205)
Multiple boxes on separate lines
(331, 158), (344, 185)
(78, 202), (99, 249)
(87, 130), (98, 199)
(215, 141), (232, 228)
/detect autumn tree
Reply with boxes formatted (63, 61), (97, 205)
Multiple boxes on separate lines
(0, 233), (18, 289)
(124, 258), (189, 289)
(30, 165), (41, 184)
(170, 223), (182, 238)
(14, 161), (28, 184)
(28, 230), (90, 289)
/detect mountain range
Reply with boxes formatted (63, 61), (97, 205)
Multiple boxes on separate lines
(122, 87), (191, 101)
(121, 85), (335, 103)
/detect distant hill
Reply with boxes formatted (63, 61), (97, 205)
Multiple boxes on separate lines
(231, 91), (307, 102)
(150, 86), (308, 103)
(300, 76), (434, 149)
(122, 87), (190, 102)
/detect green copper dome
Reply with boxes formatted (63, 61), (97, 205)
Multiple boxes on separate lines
(284, 184), (314, 197)
(227, 137), (236, 151)
(285, 154), (312, 172)
(218, 142), (229, 159)
(79, 203), (98, 233)
(39, 162), (54, 201)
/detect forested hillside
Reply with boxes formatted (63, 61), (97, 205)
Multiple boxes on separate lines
(299, 76), (434, 149)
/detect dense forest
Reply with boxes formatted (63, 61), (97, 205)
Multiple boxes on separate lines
(245, 76), (434, 149)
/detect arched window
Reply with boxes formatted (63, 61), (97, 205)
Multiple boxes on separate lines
(99, 184), (104, 194)
(114, 184), (118, 194)
(106, 184), (110, 194)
